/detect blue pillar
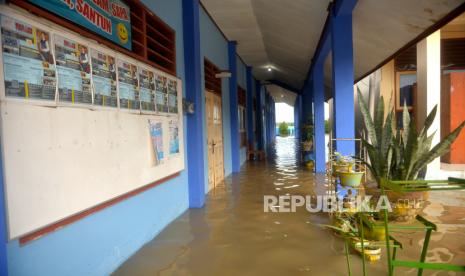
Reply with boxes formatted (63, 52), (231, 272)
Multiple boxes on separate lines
(269, 96), (272, 140)
(246, 67), (254, 150)
(256, 81), (264, 150)
(313, 64), (326, 173)
(331, 8), (355, 156)
(183, 0), (205, 207)
(228, 41), (240, 173)
(272, 99), (276, 141)
(264, 94), (269, 145)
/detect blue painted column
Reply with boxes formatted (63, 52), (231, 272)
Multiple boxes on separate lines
(313, 64), (326, 173)
(301, 87), (312, 124)
(331, 9), (355, 156)
(256, 81), (264, 150)
(264, 93), (269, 145)
(182, 0), (205, 207)
(269, 96), (272, 139)
(228, 41), (240, 173)
(272, 99), (276, 140)
(246, 66), (254, 150)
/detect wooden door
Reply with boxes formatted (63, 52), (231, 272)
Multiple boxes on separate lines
(206, 91), (224, 191)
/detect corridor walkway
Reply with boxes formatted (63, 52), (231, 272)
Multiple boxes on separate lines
(114, 137), (465, 276)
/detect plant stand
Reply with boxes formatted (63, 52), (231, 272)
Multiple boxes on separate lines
(327, 135), (367, 188)
(379, 177), (465, 276)
(325, 135), (465, 275)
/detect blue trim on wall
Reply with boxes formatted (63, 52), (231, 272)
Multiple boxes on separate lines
(246, 67), (254, 149)
(331, 10), (355, 156)
(183, 0), (206, 207)
(228, 41), (240, 173)
(0, 143), (8, 275)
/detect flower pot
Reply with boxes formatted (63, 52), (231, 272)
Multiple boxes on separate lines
(351, 238), (382, 262)
(332, 163), (351, 177)
(302, 141), (313, 151)
(339, 171), (364, 187)
(361, 222), (385, 241)
(305, 160), (314, 170)
(378, 179), (429, 223)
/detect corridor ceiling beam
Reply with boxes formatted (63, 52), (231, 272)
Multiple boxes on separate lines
(269, 79), (300, 95)
(333, 0), (358, 16)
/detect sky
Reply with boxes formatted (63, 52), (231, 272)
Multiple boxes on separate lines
(275, 103), (294, 123)
(275, 102), (330, 123)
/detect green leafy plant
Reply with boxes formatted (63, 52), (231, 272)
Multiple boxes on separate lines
(278, 121), (290, 136)
(357, 87), (465, 183)
(325, 120), (331, 134)
(301, 122), (314, 142)
(334, 152), (355, 168)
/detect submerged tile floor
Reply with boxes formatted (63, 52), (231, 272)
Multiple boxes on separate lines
(114, 137), (465, 276)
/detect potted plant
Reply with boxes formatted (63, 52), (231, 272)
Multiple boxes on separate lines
(333, 153), (365, 187)
(357, 88), (465, 222)
(301, 122), (314, 151)
(332, 152), (352, 176)
(358, 213), (386, 241)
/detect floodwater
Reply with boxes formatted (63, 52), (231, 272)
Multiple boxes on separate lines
(114, 136), (465, 276)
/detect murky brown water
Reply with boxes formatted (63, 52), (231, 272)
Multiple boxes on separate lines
(114, 137), (465, 276)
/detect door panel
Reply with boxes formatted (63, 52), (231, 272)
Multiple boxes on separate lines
(206, 92), (215, 191)
(206, 91), (224, 190)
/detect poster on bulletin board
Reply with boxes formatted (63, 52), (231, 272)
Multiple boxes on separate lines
(167, 79), (178, 114)
(117, 58), (139, 110)
(54, 35), (92, 104)
(169, 118), (180, 155)
(1, 15), (57, 100)
(90, 48), (117, 107)
(155, 74), (168, 113)
(139, 68), (156, 112)
(148, 119), (164, 165)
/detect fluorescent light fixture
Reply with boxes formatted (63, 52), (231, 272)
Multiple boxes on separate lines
(215, 70), (232, 78)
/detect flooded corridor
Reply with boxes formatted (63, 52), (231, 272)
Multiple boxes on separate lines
(114, 137), (465, 276)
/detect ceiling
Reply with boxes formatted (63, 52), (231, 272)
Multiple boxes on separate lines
(441, 11), (465, 39)
(265, 84), (297, 106)
(200, 0), (465, 97)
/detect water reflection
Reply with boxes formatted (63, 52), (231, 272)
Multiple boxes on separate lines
(114, 137), (464, 276)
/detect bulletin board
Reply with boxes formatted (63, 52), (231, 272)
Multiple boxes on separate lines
(0, 7), (185, 239)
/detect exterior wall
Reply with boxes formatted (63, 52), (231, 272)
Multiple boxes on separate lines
(441, 70), (465, 164)
(6, 1), (189, 275)
(380, 60), (396, 117)
(199, 7), (233, 177)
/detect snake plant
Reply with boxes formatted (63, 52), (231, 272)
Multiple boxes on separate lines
(357, 88), (465, 183)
